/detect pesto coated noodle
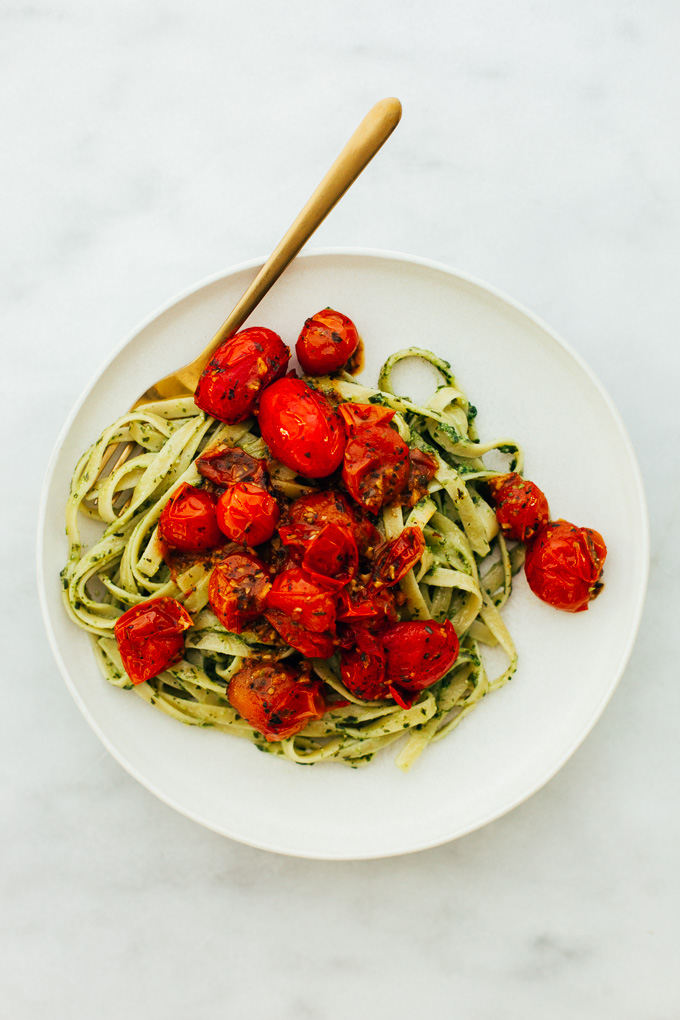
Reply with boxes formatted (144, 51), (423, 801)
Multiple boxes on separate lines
(62, 348), (523, 770)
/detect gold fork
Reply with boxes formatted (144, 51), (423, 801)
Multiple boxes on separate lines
(97, 97), (401, 486)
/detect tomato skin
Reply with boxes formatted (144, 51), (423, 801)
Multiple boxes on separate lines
(401, 448), (439, 508)
(158, 483), (223, 553)
(196, 444), (268, 489)
(228, 661), (326, 741)
(264, 607), (336, 658)
(487, 472), (550, 542)
(338, 402), (395, 433)
(296, 309), (360, 375)
(258, 377), (346, 478)
(302, 523), (358, 591)
(278, 490), (380, 558)
(278, 490), (354, 546)
(371, 526), (425, 589)
(216, 481), (280, 546)
(340, 627), (389, 701)
(208, 551), (271, 633)
(524, 519), (607, 612)
(114, 597), (193, 684)
(194, 327), (290, 424)
(380, 619), (459, 690)
(342, 424), (410, 514)
(265, 567), (336, 633)
(336, 585), (398, 625)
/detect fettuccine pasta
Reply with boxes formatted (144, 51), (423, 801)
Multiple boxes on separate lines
(62, 347), (523, 770)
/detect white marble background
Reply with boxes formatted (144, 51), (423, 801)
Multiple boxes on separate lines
(2, 0), (679, 1016)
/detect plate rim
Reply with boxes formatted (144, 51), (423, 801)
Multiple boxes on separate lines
(36, 246), (650, 859)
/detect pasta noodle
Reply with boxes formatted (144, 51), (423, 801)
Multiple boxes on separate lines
(62, 348), (523, 770)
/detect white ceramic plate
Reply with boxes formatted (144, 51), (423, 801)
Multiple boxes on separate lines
(38, 249), (648, 859)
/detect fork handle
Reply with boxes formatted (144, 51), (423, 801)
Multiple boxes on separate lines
(199, 97), (402, 366)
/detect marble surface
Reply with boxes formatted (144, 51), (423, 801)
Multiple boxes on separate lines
(3, 1), (678, 1016)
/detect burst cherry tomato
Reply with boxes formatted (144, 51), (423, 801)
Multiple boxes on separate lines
(524, 519), (607, 613)
(264, 607), (336, 659)
(296, 309), (360, 375)
(338, 402), (395, 432)
(302, 523), (358, 591)
(371, 526), (425, 589)
(194, 327), (290, 424)
(158, 483), (223, 553)
(196, 444), (268, 489)
(278, 490), (379, 558)
(114, 597), (193, 684)
(336, 585), (398, 625)
(487, 472), (550, 542)
(402, 448), (439, 508)
(265, 568), (336, 633)
(340, 627), (389, 701)
(342, 424), (410, 514)
(257, 377), (346, 478)
(380, 619), (459, 694)
(208, 551), (271, 633)
(216, 481), (280, 546)
(228, 661), (326, 741)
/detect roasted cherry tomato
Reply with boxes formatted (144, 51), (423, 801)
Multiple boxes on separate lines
(380, 619), (459, 692)
(194, 327), (290, 424)
(524, 519), (607, 613)
(228, 661), (326, 741)
(296, 309), (360, 375)
(338, 402), (395, 433)
(278, 490), (379, 558)
(265, 567), (336, 633)
(371, 526), (425, 589)
(208, 551), (271, 633)
(264, 607), (336, 658)
(302, 523), (358, 591)
(340, 627), (389, 701)
(196, 444), (268, 489)
(258, 377), (345, 478)
(487, 472), (550, 542)
(342, 424), (410, 514)
(336, 585), (398, 625)
(401, 448), (439, 508)
(216, 481), (280, 546)
(114, 597), (193, 684)
(158, 482), (223, 553)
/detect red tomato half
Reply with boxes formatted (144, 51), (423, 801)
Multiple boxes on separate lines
(194, 327), (290, 424)
(336, 586), (398, 625)
(296, 309), (360, 375)
(278, 490), (380, 559)
(264, 607), (336, 659)
(278, 490), (355, 546)
(114, 597), (193, 684)
(338, 402), (395, 433)
(371, 526), (425, 589)
(208, 551), (271, 633)
(380, 619), (459, 691)
(158, 483), (223, 553)
(258, 377), (346, 478)
(196, 444), (268, 489)
(342, 425), (410, 514)
(524, 519), (607, 613)
(302, 523), (358, 590)
(402, 448), (439, 508)
(216, 482), (280, 546)
(340, 627), (389, 701)
(228, 661), (326, 741)
(487, 472), (550, 542)
(265, 567), (336, 633)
